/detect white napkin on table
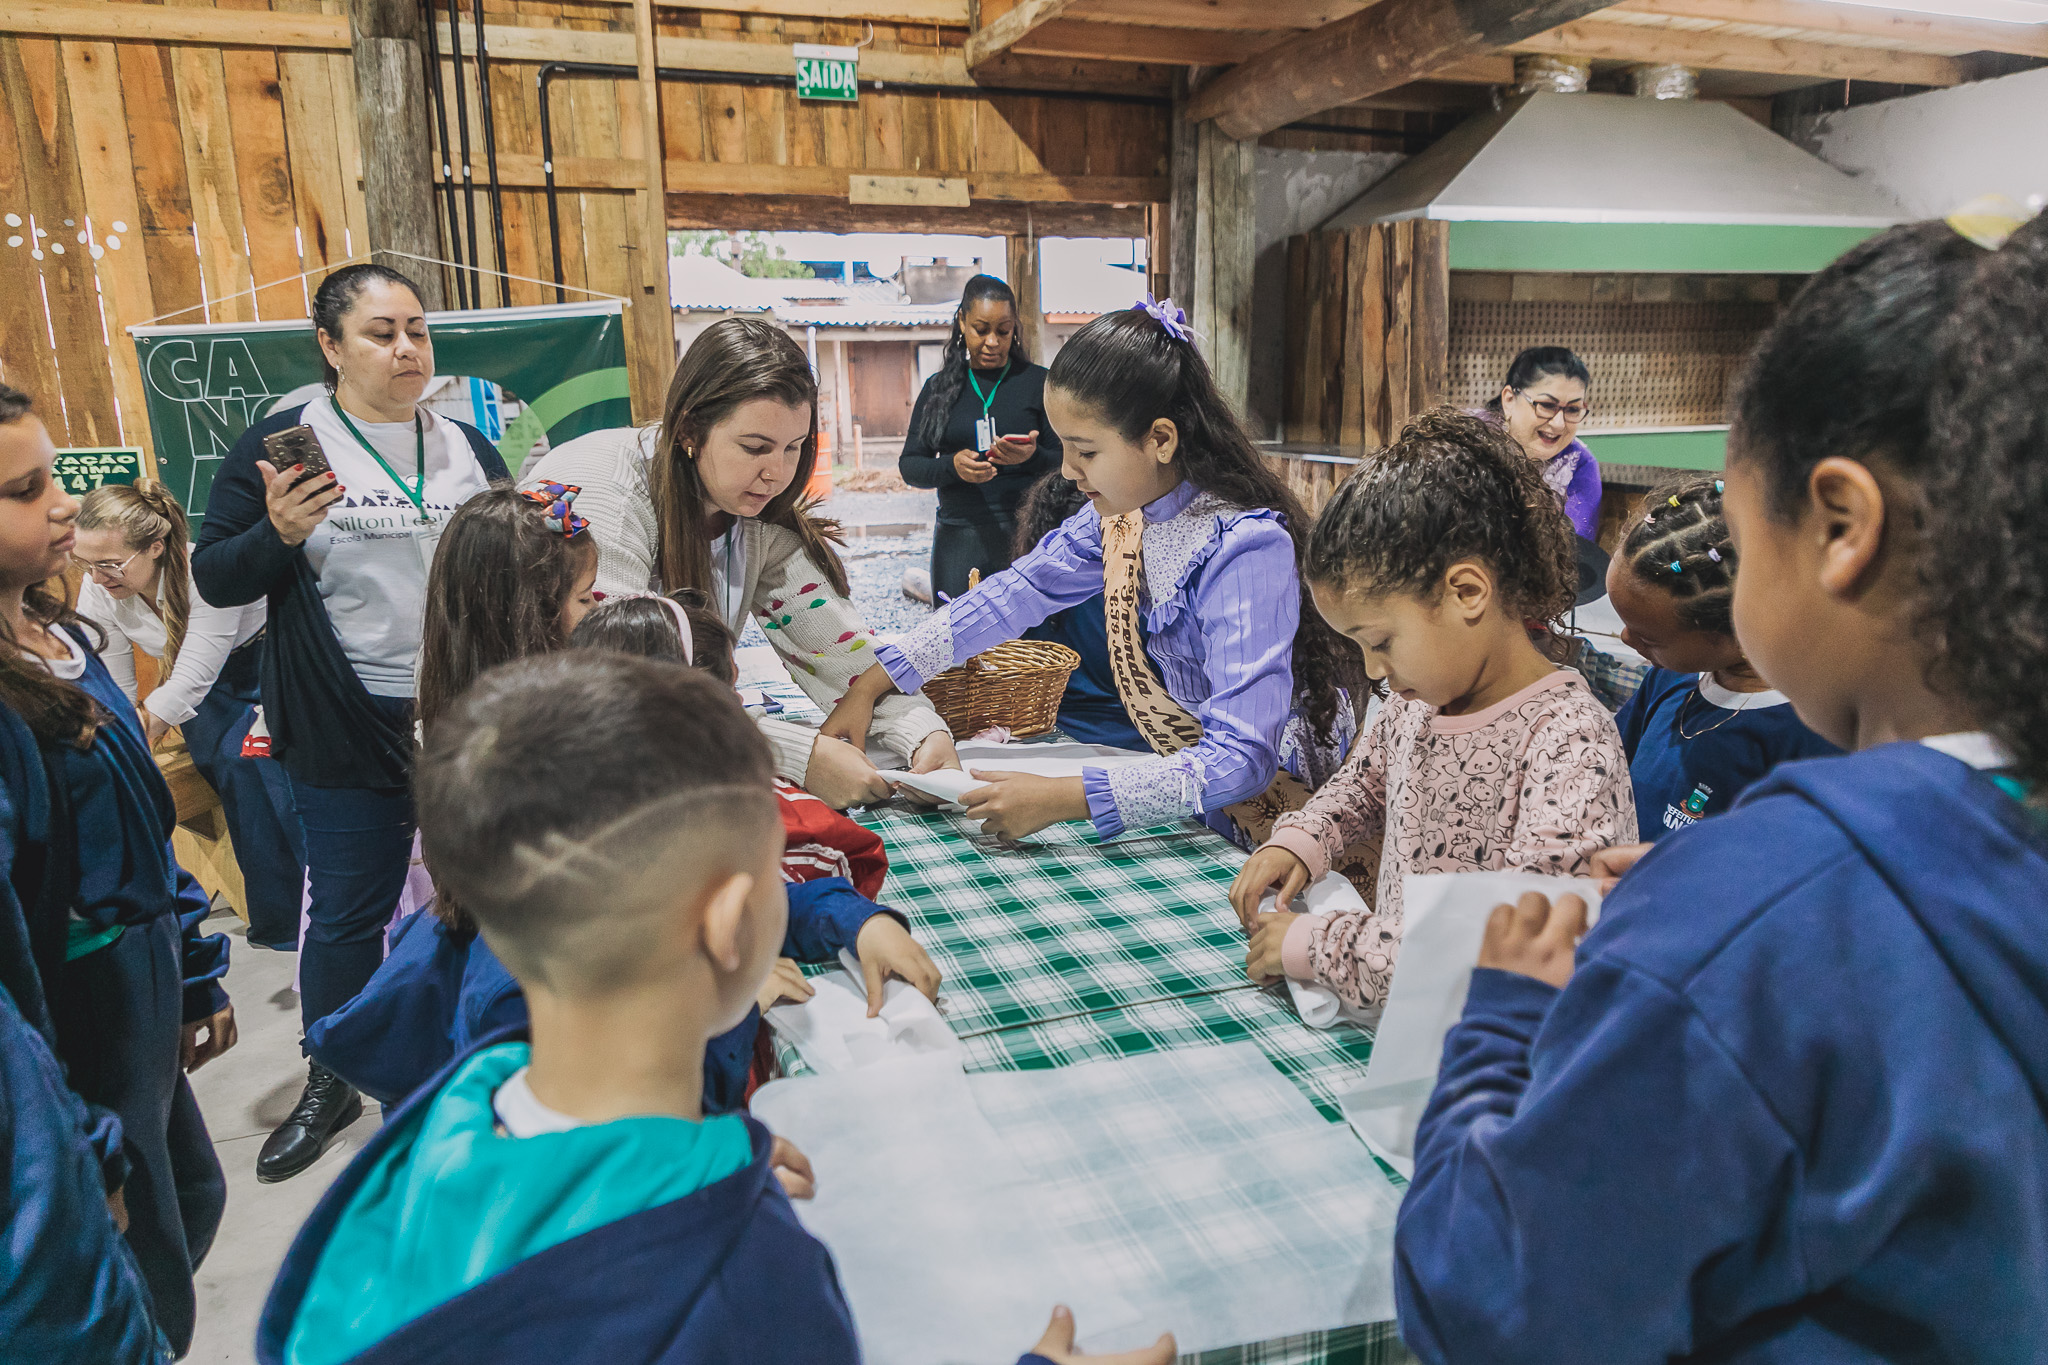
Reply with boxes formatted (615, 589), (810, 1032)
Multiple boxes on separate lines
(764, 950), (961, 1074)
(1263, 874), (1380, 1030)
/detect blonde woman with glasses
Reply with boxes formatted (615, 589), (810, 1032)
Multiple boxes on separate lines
(74, 483), (304, 953)
(1485, 345), (1600, 541)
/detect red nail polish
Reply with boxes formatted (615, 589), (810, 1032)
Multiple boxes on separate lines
(326, 471), (337, 480)
(293, 463), (305, 471)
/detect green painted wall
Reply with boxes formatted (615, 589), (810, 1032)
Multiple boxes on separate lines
(1582, 428), (1727, 471)
(1447, 221), (1880, 274)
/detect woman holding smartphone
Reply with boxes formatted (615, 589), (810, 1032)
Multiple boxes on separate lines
(194, 263), (507, 1183)
(898, 274), (1063, 600)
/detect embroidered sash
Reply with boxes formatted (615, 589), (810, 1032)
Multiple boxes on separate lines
(1099, 509), (1309, 846)
(1101, 511), (1380, 898)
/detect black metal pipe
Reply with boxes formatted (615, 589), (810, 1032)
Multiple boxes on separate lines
(537, 61), (1176, 297)
(470, 0), (510, 297)
(444, 0), (481, 296)
(420, 0), (470, 310)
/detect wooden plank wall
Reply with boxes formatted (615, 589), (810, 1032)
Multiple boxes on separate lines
(0, 2), (363, 453)
(1, 0), (1171, 452)
(1282, 220), (1450, 450)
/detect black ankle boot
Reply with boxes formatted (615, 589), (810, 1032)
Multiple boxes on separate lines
(257, 1063), (363, 1183)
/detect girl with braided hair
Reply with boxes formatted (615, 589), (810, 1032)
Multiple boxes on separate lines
(75, 483), (306, 949)
(1231, 407), (1636, 1017)
(1604, 475), (1837, 843)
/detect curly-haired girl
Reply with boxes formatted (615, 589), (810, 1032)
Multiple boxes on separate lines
(827, 300), (1362, 847)
(1605, 475), (1837, 842)
(1395, 212), (2048, 1364)
(1230, 407), (1636, 1015)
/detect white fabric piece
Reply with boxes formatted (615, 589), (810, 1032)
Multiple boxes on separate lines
(298, 398), (490, 697)
(752, 1053), (1138, 1365)
(883, 742), (1151, 815)
(491, 1067), (590, 1137)
(764, 958), (961, 1074)
(753, 1043), (1401, 1363)
(1266, 876), (1379, 1030)
(1921, 731), (2017, 771)
(1338, 871), (1603, 1178)
(75, 557), (266, 724)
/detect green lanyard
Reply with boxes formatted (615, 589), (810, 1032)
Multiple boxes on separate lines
(330, 397), (431, 525)
(966, 361), (1009, 420)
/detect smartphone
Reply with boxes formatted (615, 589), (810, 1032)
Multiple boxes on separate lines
(261, 425), (331, 488)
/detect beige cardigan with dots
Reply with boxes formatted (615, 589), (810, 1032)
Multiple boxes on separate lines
(522, 426), (950, 783)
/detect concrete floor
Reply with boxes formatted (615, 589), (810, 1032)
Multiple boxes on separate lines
(182, 911), (383, 1364)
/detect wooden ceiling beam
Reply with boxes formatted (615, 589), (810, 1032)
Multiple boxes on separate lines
(0, 0), (349, 49)
(1012, 18), (1289, 65)
(1185, 0), (1624, 140)
(1614, 0), (2048, 58)
(965, 0), (1092, 70)
(1513, 17), (1969, 83)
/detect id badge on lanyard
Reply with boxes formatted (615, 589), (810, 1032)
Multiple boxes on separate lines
(975, 416), (995, 452)
(413, 514), (445, 575)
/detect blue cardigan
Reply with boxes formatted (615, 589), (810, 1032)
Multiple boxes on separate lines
(308, 877), (903, 1115)
(0, 978), (166, 1363)
(1396, 743), (2048, 1363)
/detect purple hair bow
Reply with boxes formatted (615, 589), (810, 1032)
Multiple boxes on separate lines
(1135, 294), (1192, 343)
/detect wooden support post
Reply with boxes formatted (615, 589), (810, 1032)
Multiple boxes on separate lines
(1007, 231), (1043, 364)
(628, 0), (675, 421)
(834, 338), (855, 469)
(345, 0), (445, 309)
(1166, 68), (1200, 308)
(1192, 118), (1255, 420)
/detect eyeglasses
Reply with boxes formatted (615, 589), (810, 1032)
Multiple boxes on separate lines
(72, 548), (144, 579)
(1516, 391), (1591, 424)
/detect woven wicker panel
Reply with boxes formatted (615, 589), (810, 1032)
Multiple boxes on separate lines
(1448, 298), (1778, 429)
(922, 640), (1081, 740)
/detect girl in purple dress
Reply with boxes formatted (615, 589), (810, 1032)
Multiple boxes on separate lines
(1487, 346), (1602, 541)
(825, 301), (1359, 847)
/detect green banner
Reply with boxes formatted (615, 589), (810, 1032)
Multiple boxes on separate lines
(130, 301), (631, 524)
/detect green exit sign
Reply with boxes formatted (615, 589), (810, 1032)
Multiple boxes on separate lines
(794, 43), (858, 102)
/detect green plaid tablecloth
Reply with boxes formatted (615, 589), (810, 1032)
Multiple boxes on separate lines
(752, 677), (1412, 1363)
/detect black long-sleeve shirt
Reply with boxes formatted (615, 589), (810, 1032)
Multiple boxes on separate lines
(898, 361), (1063, 526)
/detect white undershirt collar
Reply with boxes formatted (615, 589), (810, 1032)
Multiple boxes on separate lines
(1696, 672), (1790, 711)
(491, 1066), (589, 1138)
(1920, 731), (2016, 772)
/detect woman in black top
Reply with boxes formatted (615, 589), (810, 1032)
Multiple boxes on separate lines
(898, 274), (1063, 600)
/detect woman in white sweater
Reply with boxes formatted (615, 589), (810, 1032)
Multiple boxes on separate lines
(521, 317), (957, 806)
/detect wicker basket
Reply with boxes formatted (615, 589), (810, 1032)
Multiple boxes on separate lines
(922, 639), (1081, 740)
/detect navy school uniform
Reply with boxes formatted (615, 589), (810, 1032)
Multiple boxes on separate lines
(1022, 595), (1147, 752)
(1615, 666), (1839, 841)
(0, 626), (229, 1358)
(1395, 742), (2048, 1364)
(261, 1024), (1069, 1365)
(0, 977), (167, 1363)
(307, 877), (907, 1114)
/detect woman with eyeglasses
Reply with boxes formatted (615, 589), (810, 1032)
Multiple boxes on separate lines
(73, 483), (304, 953)
(1487, 346), (1601, 540)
